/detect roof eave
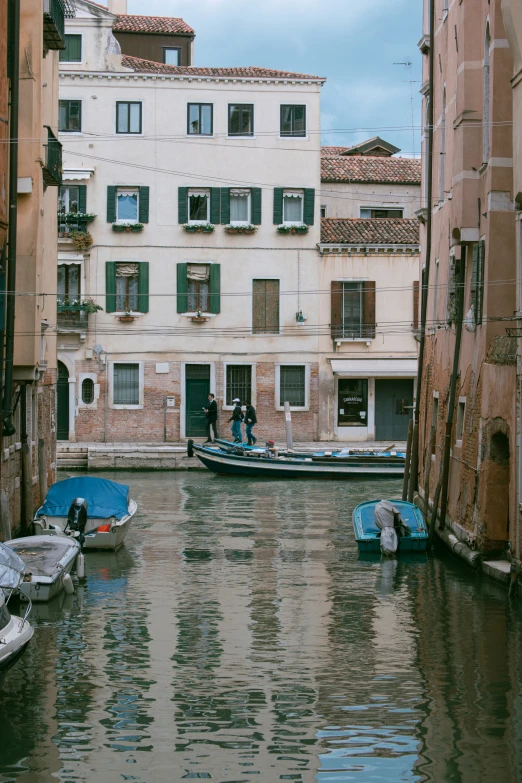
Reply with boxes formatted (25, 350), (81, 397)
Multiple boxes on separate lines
(318, 243), (420, 253)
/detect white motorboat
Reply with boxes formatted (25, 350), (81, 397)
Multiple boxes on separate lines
(0, 543), (34, 686)
(33, 476), (136, 551)
(6, 535), (80, 602)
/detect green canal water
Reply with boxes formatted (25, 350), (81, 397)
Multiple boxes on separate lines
(1, 472), (522, 783)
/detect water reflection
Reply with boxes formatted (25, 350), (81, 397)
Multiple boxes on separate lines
(0, 473), (521, 783)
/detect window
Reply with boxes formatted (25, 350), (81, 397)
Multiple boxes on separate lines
(188, 189), (210, 223)
(163, 47), (180, 65)
(59, 185), (80, 215)
(113, 363), (140, 405)
(187, 103), (213, 135)
(116, 102), (142, 134)
(116, 188), (139, 223)
(226, 365), (252, 406)
(280, 105), (306, 137)
(230, 189), (251, 224)
(187, 264), (209, 312)
(331, 281), (376, 340)
(279, 366), (305, 407)
(81, 378), (95, 405)
(359, 207), (404, 218)
(116, 263), (139, 312)
(283, 190), (304, 224)
(252, 279), (279, 334)
(106, 261), (149, 314)
(456, 399), (466, 443)
(471, 241), (485, 326)
(107, 186), (149, 225)
(338, 379), (368, 426)
(320, 205), (327, 218)
(228, 104), (254, 136)
(57, 264), (80, 305)
(59, 100), (81, 132)
(176, 262), (220, 314)
(60, 34), (82, 62)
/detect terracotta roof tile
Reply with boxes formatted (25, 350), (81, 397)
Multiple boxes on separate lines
(321, 154), (421, 185)
(320, 218), (420, 245)
(113, 15), (195, 35)
(121, 55), (325, 80)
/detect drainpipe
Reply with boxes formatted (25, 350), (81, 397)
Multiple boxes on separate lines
(3, 0), (20, 437)
(409, 0), (435, 500)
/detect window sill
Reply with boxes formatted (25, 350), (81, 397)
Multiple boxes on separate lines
(115, 132), (143, 136)
(334, 337), (373, 345)
(181, 312), (216, 318)
(186, 134), (214, 139)
(227, 135), (256, 140)
(110, 404), (144, 410)
(278, 135), (308, 141)
(275, 405), (309, 412)
(58, 131), (83, 135)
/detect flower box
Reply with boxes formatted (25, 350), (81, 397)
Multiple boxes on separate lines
(112, 223), (144, 233)
(277, 224), (309, 235)
(118, 315), (136, 323)
(224, 224), (257, 234)
(182, 223), (215, 233)
(191, 316), (209, 323)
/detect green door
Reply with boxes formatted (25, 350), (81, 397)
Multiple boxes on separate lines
(375, 379), (414, 441)
(185, 365), (210, 437)
(57, 361), (69, 440)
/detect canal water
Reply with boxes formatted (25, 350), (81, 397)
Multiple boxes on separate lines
(1, 472), (522, 783)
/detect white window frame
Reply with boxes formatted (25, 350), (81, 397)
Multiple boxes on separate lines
(359, 205), (405, 218)
(163, 46), (181, 66)
(456, 396), (466, 447)
(109, 361), (144, 409)
(61, 33), (83, 64)
(282, 189), (304, 225)
(229, 188), (251, 225)
(222, 362), (256, 410)
(279, 103), (308, 140)
(57, 254), (85, 302)
(275, 364), (310, 411)
(78, 372), (98, 409)
(320, 205), (328, 218)
(58, 99), (83, 135)
(115, 101), (143, 136)
(59, 184), (80, 214)
(227, 103), (256, 139)
(188, 188), (211, 224)
(116, 187), (139, 224)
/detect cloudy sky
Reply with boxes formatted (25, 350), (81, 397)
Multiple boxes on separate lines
(128, 0), (423, 155)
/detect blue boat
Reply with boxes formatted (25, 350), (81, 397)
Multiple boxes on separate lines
(352, 500), (428, 553)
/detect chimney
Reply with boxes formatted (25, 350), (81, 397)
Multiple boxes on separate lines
(108, 0), (127, 14)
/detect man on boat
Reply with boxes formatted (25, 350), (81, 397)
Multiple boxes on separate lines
(204, 393), (218, 443)
(228, 398), (243, 443)
(245, 402), (257, 445)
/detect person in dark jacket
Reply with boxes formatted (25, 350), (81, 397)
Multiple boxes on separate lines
(228, 398), (243, 442)
(204, 393), (218, 442)
(244, 402), (257, 445)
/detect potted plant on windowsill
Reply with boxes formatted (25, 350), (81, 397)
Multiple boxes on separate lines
(277, 224), (309, 235)
(190, 309), (209, 323)
(224, 224), (257, 234)
(69, 230), (94, 251)
(182, 223), (215, 233)
(118, 310), (136, 322)
(65, 212), (97, 224)
(112, 222), (144, 233)
(57, 297), (103, 314)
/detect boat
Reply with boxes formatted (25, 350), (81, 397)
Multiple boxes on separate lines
(6, 535), (80, 602)
(0, 543), (34, 685)
(187, 440), (406, 478)
(352, 499), (428, 554)
(212, 438), (404, 460)
(33, 476), (137, 550)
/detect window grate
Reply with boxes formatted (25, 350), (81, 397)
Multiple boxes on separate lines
(82, 378), (94, 404)
(113, 363), (139, 405)
(280, 366), (305, 407)
(186, 364), (210, 380)
(226, 366), (251, 405)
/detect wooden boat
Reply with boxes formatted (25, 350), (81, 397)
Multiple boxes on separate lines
(352, 500), (428, 553)
(33, 477), (137, 550)
(188, 441), (406, 478)
(212, 438), (403, 460)
(0, 543), (34, 685)
(6, 535), (80, 602)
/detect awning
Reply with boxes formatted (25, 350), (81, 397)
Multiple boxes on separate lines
(330, 359), (418, 377)
(62, 168), (95, 181)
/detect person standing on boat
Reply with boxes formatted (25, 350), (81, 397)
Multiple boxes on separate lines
(204, 393), (218, 443)
(228, 398), (243, 443)
(245, 402), (257, 445)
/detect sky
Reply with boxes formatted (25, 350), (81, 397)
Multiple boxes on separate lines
(127, 0), (423, 156)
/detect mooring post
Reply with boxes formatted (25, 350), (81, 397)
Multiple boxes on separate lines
(38, 437), (48, 502)
(284, 401), (293, 450)
(402, 419), (414, 501)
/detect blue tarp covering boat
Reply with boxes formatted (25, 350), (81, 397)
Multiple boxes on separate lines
(352, 500), (428, 553)
(36, 477), (130, 520)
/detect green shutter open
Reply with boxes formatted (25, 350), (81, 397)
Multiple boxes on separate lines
(139, 186), (150, 223)
(251, 187), (262, 224)
(177, 262), (188, 313)
(78, 185), (87, 213)
(209, 264), (221, 314)
(303, 188), (315, 225)
(107, 186), (116, 223)
(210, 188), (221, 224)
(105, 262), (117, 313)
(273, 188), (283, 224)
(220, 188), (230, 224)
(138, 262), (149, 313)
(178, 187), (188, 224)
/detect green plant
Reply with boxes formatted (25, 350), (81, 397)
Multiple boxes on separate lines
(277, 224), (308, 234)
(224, 224), (257, 233)
(130, 223), (144, 232)
(62, 212), (97, 224)
(69, 230), (93, 250)
(182, 223), (215, 233)
(112, 223), (126, 232)
(57, 297), (102, 314)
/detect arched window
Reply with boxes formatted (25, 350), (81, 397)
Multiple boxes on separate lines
(483, 23), (491, 163)
(81, 378), (94, 405)
(439, 87), (446, 203)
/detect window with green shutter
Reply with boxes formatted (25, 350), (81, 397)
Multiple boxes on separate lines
(251, 187), (262, 225)
(303, 188), (315, 225)
(177, 262), (220, 314)
(178, 187), (188, 224)
(273, 188), (283, 224)
(139, 186), (149, 223)
(106, 262), (149, 313)
(471, 240), (485, 326)
(60, 34), (82, 62)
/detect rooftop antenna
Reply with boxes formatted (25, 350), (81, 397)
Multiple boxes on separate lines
(393, 58), (416, 158)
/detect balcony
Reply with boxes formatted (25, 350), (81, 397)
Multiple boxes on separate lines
(43, 127), (62, 187)
(57, 306), (88, 332)
(43, 0), (65, 51)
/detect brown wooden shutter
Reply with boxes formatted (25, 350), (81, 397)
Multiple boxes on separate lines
(252, 279), (279, 334)
(331, 281), (342, 339)
(413, 280), (419, 330)
(265, 279), (280, 333)
(363, 281), (376, 339)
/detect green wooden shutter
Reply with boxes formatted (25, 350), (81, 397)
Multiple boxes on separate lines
(273, 188), (283, 224)
(251, 187), (262, 225)
(105, 262), (117, 313)
(209, 264), (221, 314)
(139, 186), (150, 223)
(107, 186), (116, 223)
(331, 281), (342, 339)
(303, 188), (315, 225)
(78, 185), (87, 213)
(178, 187), (188, 224)
(138, 262), (149, 313)
(177, 262), (188, 313)
(363, 281), (376, 339)
(210, 188), (221, 224)
(220, 188), (230, 224)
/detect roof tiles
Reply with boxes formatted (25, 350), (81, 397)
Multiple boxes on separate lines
(121, 55), (325, 80)
(113, 15), (195, 35)
(320, 218), (420, 245)
(321, 154), (421, 185)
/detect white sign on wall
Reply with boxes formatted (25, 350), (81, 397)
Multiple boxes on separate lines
(166, 396), (176, 407)
(156, 363), (169, 374)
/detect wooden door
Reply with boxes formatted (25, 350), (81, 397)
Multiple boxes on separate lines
(57, 361), (69, 440)
(375, 379), (414, 441)
(185, 365), (210, 437)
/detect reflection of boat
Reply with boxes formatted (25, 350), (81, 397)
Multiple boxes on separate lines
(33, 476), (137, 550)
(0, 543), (34, 685)
(188, 441), (406, 478)
(352, 500), (428, 553)
(6, 535), (80, 602)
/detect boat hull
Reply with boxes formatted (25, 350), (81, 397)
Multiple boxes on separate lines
(7, 535), (80, 602)
(0, 614), (34, 686)
(352, 500), (428, 553)
(34, 499), (137, 551)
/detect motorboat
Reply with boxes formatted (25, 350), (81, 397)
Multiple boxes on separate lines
(6, 535), (80, 602)
(0, 542), (34, 685)
(33, 476), (137, 550)
(352, 499), (428, 554)
(213, 437), (404, 460)
(188, 440), (406, 478)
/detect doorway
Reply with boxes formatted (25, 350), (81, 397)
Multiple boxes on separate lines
(375, 379), (414, 440)
(185, 364), (210, 437)
(57, 361), (69, 440)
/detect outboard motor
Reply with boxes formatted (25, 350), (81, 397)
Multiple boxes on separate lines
(65, 497), (88, 548)
(374, 500), (399, 556)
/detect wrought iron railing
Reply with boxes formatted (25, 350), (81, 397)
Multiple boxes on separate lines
(57, 306), (88, 331)
(57, 216), (89, 235)
(43, 0), (65, 50)
(43, 127), (62, 187)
